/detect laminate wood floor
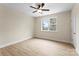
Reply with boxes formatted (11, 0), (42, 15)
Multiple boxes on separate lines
(0, 38), (77, 56)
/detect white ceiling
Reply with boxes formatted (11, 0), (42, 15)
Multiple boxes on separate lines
(2, 3), (74, 17)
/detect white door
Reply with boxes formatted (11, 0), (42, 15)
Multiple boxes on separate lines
(72, 15), (76, 47)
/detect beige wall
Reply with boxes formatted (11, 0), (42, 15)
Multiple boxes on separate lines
(72, 4), (79, 54)
(0, 5), (34, 47)
(0, 5), (73, 48)
(34, 11), (72, 43)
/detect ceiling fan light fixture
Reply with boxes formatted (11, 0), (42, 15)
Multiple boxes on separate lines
(37, 9), (42, 13)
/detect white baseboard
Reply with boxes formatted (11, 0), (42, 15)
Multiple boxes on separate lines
(0, 36), (32, 48)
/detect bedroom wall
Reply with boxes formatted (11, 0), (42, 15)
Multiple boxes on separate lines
(0, 5), (34, 48)
(34, 11), (72, 43)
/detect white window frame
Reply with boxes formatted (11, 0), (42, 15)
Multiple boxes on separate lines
(41, 17), (57, 32)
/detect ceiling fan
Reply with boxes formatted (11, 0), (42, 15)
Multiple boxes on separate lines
(30, 3), (50, 13)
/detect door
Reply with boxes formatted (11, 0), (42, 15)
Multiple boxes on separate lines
(72, 15), (76, 47)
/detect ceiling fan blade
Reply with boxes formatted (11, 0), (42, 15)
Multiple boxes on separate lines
(33, 10), (37, 13)
(41, 9), (50, 11)
(37, 5), (40, 9)
(41, 3), (45, 7)
(30, 6), (37, 9)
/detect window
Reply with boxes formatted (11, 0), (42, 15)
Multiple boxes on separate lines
(41, 18), (56, 32)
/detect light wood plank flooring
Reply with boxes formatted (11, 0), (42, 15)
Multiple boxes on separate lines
(0, 38), (77, 56)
